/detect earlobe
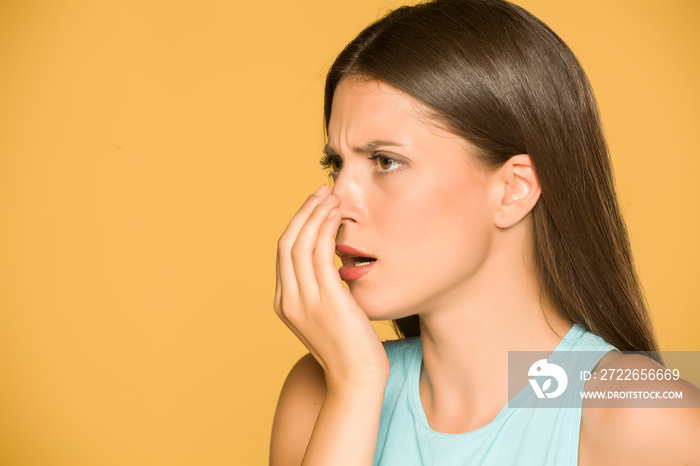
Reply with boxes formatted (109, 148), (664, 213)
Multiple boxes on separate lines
(494, 154), (541, 228)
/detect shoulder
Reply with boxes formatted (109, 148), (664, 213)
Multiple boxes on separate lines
(383, 336), (419, 350)
(383, 337), (421, 364)
(578, 351), (700, 466)
(379, 338), (421, 390)
(270, 353), (326, 466)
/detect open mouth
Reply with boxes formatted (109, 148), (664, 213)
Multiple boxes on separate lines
(335, 245), (377, 281)
(346, 255), (377, 267)
(335, 245), (377, 268)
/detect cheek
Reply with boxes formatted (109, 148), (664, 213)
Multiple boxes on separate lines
(366, 174), (494, 288)
(374, 172), (491, 241)
(350, 170), (495, 319)
(367, 184), (437, 248)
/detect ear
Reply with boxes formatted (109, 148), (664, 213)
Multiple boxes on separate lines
(493, 154), (541, 229)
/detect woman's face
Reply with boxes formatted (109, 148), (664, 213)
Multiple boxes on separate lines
(327, 78), (502, 321)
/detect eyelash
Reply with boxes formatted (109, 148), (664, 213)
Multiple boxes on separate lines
(319, 154), (341, 172)
(319, 153), (404, 178)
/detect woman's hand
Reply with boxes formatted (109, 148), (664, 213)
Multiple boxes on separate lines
(272, 185), (389, 464)
(274, 185), (389, 391)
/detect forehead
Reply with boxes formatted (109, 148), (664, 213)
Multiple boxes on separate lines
(327, 77), (458, 148)
(332, 77), (419, 114)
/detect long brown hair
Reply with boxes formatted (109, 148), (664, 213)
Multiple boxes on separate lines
(323, 0), (659, 356)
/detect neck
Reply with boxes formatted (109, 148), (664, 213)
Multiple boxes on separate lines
(415, 225), (572, 433)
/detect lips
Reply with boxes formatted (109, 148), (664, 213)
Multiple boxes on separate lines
(335, 244), (377, 281)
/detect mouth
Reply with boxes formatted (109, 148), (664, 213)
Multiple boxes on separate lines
(335, 245), (377, 266)
(343, 255), (377, 267)
(335, 244), (377, 281)
(338, 254), (377, 267)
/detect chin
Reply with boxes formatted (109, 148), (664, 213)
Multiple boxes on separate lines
(349, 285), (414, 322)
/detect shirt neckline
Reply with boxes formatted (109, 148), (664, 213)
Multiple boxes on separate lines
(407, 323), (584, 437)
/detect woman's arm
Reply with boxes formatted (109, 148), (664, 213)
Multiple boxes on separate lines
(270, 353), (388, 466)
(270, 354), (326, 466)
(270, 186), (390, 465)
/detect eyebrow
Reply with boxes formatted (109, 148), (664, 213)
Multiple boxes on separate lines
(323, 140), (404, 156)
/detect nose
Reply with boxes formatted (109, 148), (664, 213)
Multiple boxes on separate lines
(331, 169), (364, 224)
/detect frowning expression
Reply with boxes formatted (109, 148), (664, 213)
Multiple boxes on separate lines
(326, 77), (501, 320)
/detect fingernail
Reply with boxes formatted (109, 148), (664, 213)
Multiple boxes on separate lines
(328, 208), (338, 219)
(313, 184), (329, 196)
(321, 194), (337, 205)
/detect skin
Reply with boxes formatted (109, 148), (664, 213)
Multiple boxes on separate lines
(271, 78), (700, 465)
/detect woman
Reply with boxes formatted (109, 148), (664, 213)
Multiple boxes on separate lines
(270, 0), (700, 464)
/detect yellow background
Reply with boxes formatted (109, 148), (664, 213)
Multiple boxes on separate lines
(0, 0), (698, 464)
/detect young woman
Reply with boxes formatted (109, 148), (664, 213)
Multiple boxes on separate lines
(270, 0), (700, 464)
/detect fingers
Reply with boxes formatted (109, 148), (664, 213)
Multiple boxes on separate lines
(276, 185), (333, 304)
(274, 249), (282, 310)
(291, 193), (340, 301)
(274, 186), (344, 370)
(282, 185), (332, 243)
(314, 206), (344, 296)
(273, 187), (388, 381)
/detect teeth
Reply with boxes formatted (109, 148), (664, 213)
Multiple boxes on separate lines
(355, 261), (373, 267)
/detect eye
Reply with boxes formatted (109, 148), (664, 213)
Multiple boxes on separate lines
(369, 154), (403, 173)
(320, 154), (343, 174)
(331, 158), (343, 172)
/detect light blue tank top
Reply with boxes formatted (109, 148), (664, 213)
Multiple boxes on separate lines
(374, 324), (616, 465)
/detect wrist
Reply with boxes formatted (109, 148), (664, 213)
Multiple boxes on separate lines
(324, 370), (389, 397)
